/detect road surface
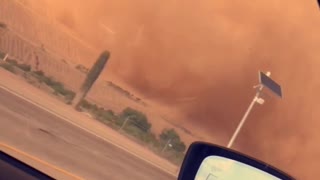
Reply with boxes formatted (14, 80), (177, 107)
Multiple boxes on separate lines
(0, 88), (175, 180)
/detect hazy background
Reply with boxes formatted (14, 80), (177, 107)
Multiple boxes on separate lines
(21, 0), (320, 178)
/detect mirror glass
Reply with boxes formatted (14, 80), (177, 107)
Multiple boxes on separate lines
(195, 156), (281, 180)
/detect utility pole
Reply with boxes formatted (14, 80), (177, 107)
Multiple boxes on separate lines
(119, 116), (133, 131)
(1, 54), (8, 62)
(161, 139), (172, 153)
(227, 71), (282, 149)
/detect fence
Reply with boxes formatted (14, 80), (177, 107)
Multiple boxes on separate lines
(0, 0), (97, 66)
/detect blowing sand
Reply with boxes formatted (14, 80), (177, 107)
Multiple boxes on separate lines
(2, 0), (320, 179)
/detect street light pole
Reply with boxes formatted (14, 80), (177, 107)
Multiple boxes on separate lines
(119, 116), (132, 131)
(227, 72), (271, 148)
(2, 54), (8, 62)
(161, 139), (172, 153)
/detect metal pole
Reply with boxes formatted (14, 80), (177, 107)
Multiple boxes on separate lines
(227, 72), (271, 148)
(119, 116), (130, 131)
(161, 139), (172, 153)
(227, 91), (260, 148)
(2, 54), (8, 62)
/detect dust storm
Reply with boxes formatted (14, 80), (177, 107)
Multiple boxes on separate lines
(23, 0), (320, 179)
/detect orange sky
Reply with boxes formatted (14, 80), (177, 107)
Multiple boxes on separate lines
(20, 0), (320, 178)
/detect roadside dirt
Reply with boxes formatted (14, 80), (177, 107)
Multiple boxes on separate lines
(0, 68), (179, 174)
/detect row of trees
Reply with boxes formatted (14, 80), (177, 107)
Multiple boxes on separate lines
(78, 100), (187, 155)
(0, 58), (76, 103)
(120, 107), (186, 153)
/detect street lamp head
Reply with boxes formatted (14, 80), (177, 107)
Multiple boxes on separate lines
(256, 97), (265, 105)
(265, 71), (271, 77)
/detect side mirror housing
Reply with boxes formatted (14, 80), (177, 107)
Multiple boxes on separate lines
(178, 142), (294, 180)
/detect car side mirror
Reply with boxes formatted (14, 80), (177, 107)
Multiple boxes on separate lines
(178, 142), (295, 180)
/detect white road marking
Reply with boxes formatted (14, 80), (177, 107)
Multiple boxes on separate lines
(0, 85), (178, 177)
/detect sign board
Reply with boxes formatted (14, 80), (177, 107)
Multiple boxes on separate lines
(259, 71), (282, 98)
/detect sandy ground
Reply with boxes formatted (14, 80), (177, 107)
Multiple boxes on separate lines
(0, 88), (175, 179)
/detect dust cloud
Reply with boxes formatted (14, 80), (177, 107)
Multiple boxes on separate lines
(28, 0), (320, 179)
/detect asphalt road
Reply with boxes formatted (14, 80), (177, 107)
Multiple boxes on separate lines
(0, 88), (175, 180)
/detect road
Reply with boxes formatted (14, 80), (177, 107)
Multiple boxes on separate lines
(0, 88), (175, 180)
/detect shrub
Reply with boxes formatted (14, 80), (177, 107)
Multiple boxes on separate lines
(43, 77), (58, 87)
(6, 59), (18, 65)
(90, 104), (99, 113)
(31, 71), (53, 86)
(78, 100), (105, 115)
(78, 99), (92, 109)
(30, 71), (75, 101)
(33, 70), (44, 76)
(76, 99), (117, 124)
(16, 63), (31, 72)
(37, 75), (50, 84)
(52, 83), (66, 94)
(64, 91), (76, 102)
(5, 59), (31, 72)
(50, 82), (74, 98)
(116, 107), (158, 145)
(143, 132), (160, 145)
(96, 109), (116, 122)
(120, 107), (151, 132)
(115, 117), (124, 127)
(124, 125), (144, 139)
(160, 128), (186, 153)
(0, 63), (14, 73)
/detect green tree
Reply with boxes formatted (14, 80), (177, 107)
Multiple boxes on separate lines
(120, 107), (151, 132)
(74, 50), (110, 109)
(78, 99), (92, 110)
(160, 128), (186, 153)
(94, 108), (115, 121)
